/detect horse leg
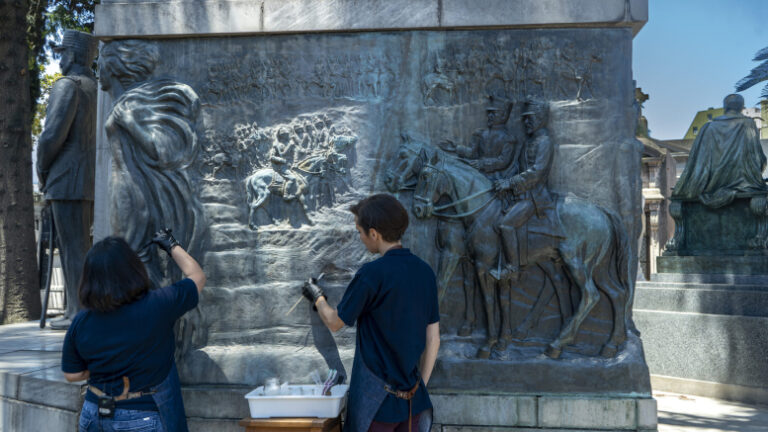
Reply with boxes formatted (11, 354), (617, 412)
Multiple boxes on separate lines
(437, 251), (461, 300)
(546, 256), (600, 359)
(548, 258), (573, 323)
(458, 257), (476, 336)
(511, 265), (555, 341)
(476, 270), (498, 359)
(494, 277), (512, 350)
(598, 282), (626, 357)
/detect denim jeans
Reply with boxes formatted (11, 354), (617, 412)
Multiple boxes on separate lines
(79, 400), (165, 432)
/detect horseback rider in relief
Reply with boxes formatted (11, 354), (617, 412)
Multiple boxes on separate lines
(493, 98), (564, 282)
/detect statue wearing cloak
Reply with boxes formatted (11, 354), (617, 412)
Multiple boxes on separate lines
(672, 97), (768, 208)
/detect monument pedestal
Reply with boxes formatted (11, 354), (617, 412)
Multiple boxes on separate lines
(87, 0), (652, 431)
(431, 392), (657, 431)
(635, 269), (768, 405)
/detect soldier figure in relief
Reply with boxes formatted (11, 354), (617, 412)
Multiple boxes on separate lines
(440, 96), (518, 184)
(493, 98), (564, 281)
(269, 126), (305, 202)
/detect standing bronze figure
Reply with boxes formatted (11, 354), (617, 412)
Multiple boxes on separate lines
(36, 30), (98, 329)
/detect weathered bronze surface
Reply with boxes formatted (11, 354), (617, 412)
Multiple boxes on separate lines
(36, 30), (98, 325)
(665, 94), (768, 256)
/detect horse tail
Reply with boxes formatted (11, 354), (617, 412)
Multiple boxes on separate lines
(604, 208), (637, 335)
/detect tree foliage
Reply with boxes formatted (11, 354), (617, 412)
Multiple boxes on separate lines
(32, 72), (62, 137)
(26, 0), (96, 121)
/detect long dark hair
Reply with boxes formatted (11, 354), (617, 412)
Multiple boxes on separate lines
(78, 236), (151, 312)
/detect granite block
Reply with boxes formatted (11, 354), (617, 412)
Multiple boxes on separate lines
(650, 272), (768, 285)
(538, 397), (636, 429)
(657, 255), (768, 275)
(95, 0), (648, 37)
(262, 0), (439, 33)
(634, 283), (768, 316)
(0, 397), (77, 432)
(636, 398), (657, 430)
(442, 0), (647, 33)
(95, 0), (263, 37)
(17, 370), (82, 412)
(0, 372), (19, 399)
(431, 393), (536, 427)
(634, 310), (768, 389)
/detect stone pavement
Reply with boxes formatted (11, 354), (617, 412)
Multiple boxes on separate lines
(656, 391), (768, 432)
(0, 322), (767, 431)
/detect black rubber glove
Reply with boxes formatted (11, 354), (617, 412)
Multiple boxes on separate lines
(302, 278), (326, 311)
(151, 228), (181, 256)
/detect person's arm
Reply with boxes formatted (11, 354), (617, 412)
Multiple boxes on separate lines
(152, 229), (206, 293)
(315, 297), (345, 333)
(63, 370), (90, 382)
(170, 246), (206, 293)
(420, 322), (440, 386)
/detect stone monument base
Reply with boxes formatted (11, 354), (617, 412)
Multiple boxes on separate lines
(430, 333), (651, 395)
(657, 255), (768, 274)
(431, 392), (657, 431)
(634, 271), (768, 405)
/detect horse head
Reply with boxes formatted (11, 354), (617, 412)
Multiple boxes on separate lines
(384, 132), (427, 192)
(413, 147), (447, 219)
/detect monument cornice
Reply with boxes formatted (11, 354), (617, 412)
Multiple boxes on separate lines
(95, 0), (647, 39)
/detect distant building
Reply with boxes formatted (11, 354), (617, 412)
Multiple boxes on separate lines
(684, 101), (768, 139)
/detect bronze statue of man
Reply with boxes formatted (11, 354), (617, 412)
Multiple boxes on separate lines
(36, 30), (97, 329)
(672, 94), (768, 207)
(493, 98), (562, 281)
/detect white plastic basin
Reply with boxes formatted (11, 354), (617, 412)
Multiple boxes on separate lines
(245, 384), (349, 418)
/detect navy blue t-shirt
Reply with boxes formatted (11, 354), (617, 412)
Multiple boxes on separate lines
(337, 248), (440, 423)
(61, 278), (198, 410)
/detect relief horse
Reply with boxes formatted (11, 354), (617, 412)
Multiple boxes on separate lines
(384, 134), (478, 336)
(411, 146), (633, 358)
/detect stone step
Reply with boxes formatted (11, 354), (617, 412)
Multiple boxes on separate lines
(634, 285), (768, 317)
(649, 272), (768, 285)
(637, 281), (768, 292)
(634, 309), (768, 392)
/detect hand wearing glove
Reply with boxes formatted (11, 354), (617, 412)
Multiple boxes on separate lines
(302, 278), (327, 311)
(151, 228), (181, 256)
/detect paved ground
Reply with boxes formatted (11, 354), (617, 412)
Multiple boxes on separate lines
(1, 322), (767, 431)
(656, 391), (768, 432)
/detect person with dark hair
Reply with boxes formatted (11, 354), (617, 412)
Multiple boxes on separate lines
(61, 230), (205, 432)
(303, 193), (441, 432)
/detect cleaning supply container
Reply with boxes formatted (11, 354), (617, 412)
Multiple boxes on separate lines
(245, 385), (349, 418)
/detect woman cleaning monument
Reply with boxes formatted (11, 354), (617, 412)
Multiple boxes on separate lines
(303, 194), (441, 432)
(61, 229), (205, 432)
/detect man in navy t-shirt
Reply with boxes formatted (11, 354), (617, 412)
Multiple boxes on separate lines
(304, 194), (440, 432)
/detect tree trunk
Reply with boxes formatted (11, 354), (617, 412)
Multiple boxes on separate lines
(0, 0), (43, 323)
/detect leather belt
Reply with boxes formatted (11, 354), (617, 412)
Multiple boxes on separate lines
(384, 381), (420, 432)
(88, 376), (156, 402)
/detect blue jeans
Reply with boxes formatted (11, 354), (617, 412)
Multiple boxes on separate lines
(79, 400), (166, 432)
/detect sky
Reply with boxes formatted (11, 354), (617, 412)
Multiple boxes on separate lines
(633, 0), (768, 140)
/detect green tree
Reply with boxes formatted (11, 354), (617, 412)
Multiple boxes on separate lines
(28, 0), (96, 117)
(1, 0), (42, 323)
